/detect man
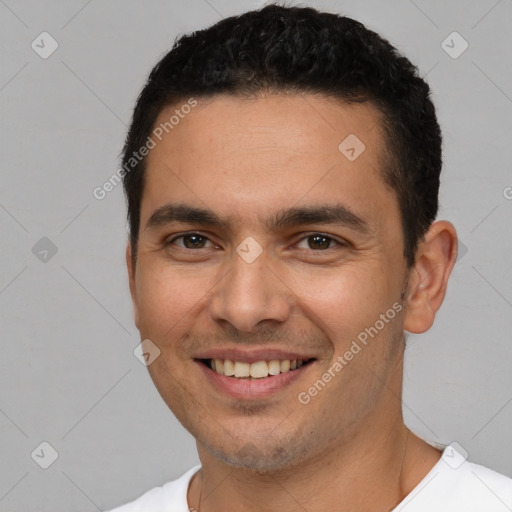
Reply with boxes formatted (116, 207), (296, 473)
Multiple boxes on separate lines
(107, 4), (512, 511)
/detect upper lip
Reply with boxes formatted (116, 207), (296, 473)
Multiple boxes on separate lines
(194, 348), (316, 364)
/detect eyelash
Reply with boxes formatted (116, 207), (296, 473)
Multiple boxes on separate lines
(165, 232), (347, 253)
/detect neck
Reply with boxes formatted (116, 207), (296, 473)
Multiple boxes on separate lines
(188, 419), (441, 512)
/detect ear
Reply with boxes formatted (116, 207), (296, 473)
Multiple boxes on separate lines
(126, 243), (140, 330)
(403, 221), (458, 334)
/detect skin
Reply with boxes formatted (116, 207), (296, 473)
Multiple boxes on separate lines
(126, 93), (458, 511)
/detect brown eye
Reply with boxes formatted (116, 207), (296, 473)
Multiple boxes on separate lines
(296, 233), (341, 251)
(308, 234), (332, 250)
(169, 234), (213, 249)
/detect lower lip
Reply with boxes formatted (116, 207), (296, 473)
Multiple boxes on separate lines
(196, 361), (314, 400)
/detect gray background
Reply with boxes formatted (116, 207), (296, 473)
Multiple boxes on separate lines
(1, 0), (511, 510)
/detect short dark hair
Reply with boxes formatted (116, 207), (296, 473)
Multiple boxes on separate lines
(122, 4), (441, 267)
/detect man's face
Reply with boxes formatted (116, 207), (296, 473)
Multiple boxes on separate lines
(128, 94), (410, 471)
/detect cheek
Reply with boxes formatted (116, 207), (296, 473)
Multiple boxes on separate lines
(135, 264), (195, 338)
(134, 263), (226, 359)
(286, 262), (393, 341)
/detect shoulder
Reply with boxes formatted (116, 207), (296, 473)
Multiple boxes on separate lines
(104, 465), (201, 512)
(452, 459), (512, 508)
(398, 445), (512, 512)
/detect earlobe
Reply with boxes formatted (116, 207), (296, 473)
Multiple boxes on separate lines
(126, 243), (140, 329)
(403, 221), (458, 334)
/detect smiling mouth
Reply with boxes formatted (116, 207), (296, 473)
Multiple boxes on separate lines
(199, 358), (315, 380)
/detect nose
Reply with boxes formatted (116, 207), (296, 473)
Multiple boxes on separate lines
(207, 244), (293, 333)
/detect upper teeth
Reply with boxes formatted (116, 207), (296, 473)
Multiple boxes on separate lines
(211, 359), (306, 379)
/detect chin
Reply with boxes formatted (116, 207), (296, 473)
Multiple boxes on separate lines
(203, 436), (313, 474)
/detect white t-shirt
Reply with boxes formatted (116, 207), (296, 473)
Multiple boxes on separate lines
(105, 445), (512, 511)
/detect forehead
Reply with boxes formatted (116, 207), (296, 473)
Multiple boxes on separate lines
(141, 93), (397, 232)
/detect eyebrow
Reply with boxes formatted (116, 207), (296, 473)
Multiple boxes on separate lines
(144, 202), (370, 234)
